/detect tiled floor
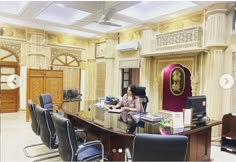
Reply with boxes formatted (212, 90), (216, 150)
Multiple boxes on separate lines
(1, 111), (235, 161)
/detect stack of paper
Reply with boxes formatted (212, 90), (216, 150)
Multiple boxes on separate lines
(141, 114), (162, 122)
(108, 109), (123, 113)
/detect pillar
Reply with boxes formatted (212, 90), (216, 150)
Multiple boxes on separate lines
(204, 4), (229, 139)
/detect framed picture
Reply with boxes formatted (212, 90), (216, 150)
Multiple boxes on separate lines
(95, 42), (106, 58)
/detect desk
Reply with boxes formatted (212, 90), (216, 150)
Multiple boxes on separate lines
(65, 107), (221, 161)
(63, 97), (81, 112)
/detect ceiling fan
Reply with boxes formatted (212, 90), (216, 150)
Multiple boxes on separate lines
(88, 2), (122, 27)
(96, 8), (121, 27)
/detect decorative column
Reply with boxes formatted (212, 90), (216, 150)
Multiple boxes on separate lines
(204, 4), (229, 139)
(140, 24), (155, 86)
(104, 34), (116, 96)
(140, 24), (154, 54)
(140, 25), (157, 114)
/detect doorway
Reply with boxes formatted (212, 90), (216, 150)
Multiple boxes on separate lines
(121, 68), (139, 96)
(0, 49), (20, 113)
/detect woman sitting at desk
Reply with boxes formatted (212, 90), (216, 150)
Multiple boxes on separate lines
(110, 84), (144, 122)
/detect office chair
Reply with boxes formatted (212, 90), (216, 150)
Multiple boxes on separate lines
(23, 99), (47, 158)
(39, 93), (59, 112)
(67, 89), (82, 102)
(136, 87), (149, 113)
(125, 133), (188, 161)
(34, 105), (60, 161)
(52, 113), (104, 162)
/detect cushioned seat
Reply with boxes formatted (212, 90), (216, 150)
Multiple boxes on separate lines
(52, 113), (104, 162)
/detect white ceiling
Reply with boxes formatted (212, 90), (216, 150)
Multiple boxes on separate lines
(0, 1), (222, 38)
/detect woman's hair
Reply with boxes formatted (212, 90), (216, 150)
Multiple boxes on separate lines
(128, 84), (136, 100)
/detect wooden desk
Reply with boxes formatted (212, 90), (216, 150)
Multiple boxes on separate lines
(65, 108), (221, 161)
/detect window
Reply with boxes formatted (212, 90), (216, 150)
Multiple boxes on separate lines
(121, 68), (140, 96)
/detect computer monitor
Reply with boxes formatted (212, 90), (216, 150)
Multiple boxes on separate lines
(186, 96), (206, 123)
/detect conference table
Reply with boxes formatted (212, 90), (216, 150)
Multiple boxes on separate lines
(65, 104), (221, 161)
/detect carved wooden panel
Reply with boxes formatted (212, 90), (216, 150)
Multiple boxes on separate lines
(1, 89), (18, 113)
(44, 77), (63, 104)
(27, 69), (63, 121)
(28, 77), (44, 105)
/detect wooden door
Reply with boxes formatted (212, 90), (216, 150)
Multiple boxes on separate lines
(27, 69), (63, 121)
(44, 70), (63, 105)
(0, 64), (19, 113)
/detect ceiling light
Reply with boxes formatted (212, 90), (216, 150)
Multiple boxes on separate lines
(118, 1), (197, 21)
(0, 1), (29, 15)
(36, 3), (91, 25)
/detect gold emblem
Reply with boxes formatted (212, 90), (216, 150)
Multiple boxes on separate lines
(170, 67), (185, 96)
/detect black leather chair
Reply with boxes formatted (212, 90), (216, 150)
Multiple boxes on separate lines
(136, 87), (148, 113)
(39, 93), (57, 112)
(52, 113), (104, 162)
(125, 133), (188, 161)
(34, 105), (60, 161)
(23, 100), (42, 157)
(67, 89), (82, 102)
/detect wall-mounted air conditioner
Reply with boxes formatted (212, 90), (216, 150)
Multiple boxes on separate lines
(115, 41), (139, 52)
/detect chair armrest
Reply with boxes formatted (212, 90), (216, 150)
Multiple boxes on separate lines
(76, 140), (104, 161)
(82, 140), (102, 147)
(74, 129), (87, 142)
(125, 148), (132, 162)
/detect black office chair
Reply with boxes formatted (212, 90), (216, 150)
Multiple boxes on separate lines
(67, 89), (82, 102)
(34, 105), (60, 161)
(136, 87), (149, 113)
(125, 133), (188, 161)
(52, 113), (104, 162)
(23, 99), (42, 158)
(39, 93), (58, 112)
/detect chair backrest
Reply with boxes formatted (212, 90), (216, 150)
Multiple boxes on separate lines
(63, 90), (67, 98)
(136, 87), (149, 112)
(132, 133), (188, 161)
(52, 113), (78, 161)
(27, 99), (40, 136)
(67, 89), (79, 98)
(39, 93), (53, 110)
(35, 105), (58, 149)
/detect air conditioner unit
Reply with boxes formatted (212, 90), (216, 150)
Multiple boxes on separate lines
(115, 41), (139, 52)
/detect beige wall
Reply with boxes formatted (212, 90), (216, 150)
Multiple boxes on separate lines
(1, 2), (235, 139)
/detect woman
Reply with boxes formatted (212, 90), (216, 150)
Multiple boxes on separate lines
(111, 84), (144, 122)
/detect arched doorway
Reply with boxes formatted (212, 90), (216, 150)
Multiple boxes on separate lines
(0, 48), (20, 113)
(162, 63), (192, 112)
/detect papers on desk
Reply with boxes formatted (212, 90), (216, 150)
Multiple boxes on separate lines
(141, 114), (162, 122)
(104, 105), (123, 113)
(108, 109), (124, 113)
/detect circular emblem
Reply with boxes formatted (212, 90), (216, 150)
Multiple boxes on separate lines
(170, 67), (185, 96)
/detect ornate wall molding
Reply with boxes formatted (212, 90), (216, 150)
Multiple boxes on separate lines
(0, 39), (21, 63)
(119, 59), (140, 68)
(204, 9), (228, 47)
(156, 56), (198, 111)
(154, 27), (202, 52)
(51, 48), (82, 62)
(0, 39), (21, 55)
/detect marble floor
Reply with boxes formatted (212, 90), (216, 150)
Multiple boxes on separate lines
(1, 111), (235, 162)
